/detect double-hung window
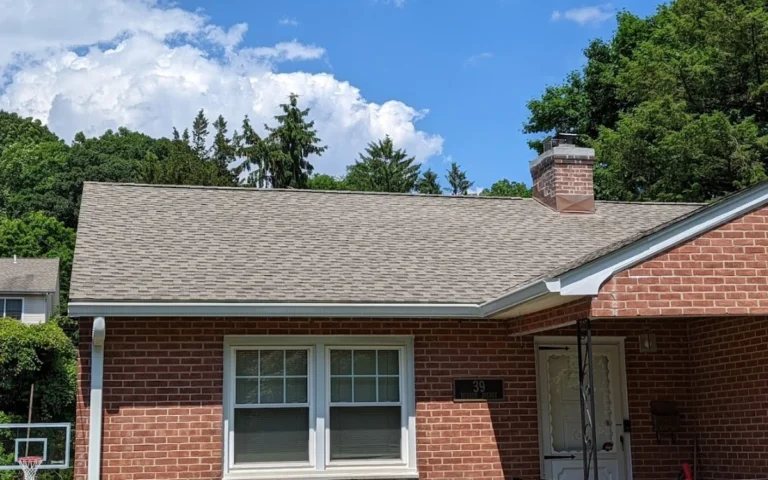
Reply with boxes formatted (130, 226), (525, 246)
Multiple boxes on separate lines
(0, 298), (22, 320)
(224, 336), (416, 479)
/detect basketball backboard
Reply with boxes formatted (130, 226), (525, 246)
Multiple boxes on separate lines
(0, 423), (71, 470)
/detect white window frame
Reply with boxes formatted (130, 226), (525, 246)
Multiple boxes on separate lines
(0, 297), (23, 321)
(223, 336), (417, 479)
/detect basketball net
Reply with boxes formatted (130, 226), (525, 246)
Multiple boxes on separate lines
(17, 456), (42, 480)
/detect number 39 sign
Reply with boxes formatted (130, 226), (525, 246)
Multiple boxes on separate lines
(453, 378), (504, 402)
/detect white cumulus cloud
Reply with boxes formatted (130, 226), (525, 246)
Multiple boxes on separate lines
(0, 0), (443, 176)
(551, 4), (614, 25)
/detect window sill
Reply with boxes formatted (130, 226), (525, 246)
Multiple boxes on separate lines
(223, 468), (419, 480)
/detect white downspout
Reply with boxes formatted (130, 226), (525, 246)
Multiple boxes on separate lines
(88, 317), (106, 480)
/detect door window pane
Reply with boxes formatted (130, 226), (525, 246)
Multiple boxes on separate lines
(330, 406), (401, 460)
(547, 353), (614, 452)
(234, 408), (309, 463)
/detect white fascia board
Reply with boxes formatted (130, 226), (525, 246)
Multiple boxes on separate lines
(558, 182), (768, 296)
(67, 302), (483, 319)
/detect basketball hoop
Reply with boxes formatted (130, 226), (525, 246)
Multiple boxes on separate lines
(17, 456), (43, 480)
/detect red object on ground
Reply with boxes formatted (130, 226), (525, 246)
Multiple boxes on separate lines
(681, 462), (694, 480)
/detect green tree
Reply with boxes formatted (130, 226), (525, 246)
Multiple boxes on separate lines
(346, 136), (419, 193)
(263, 94), (326, 188)
(0, 213), (76, 304)
(445, 162), (473, 195)
(142, 138), (233, 187)
(0, 111), (60, 157)
(415, 168), (441, 194)
(0, 319), (76, 422)
(234, 116), (267, 187)
(307, 174), (349, 191)
(480, 179), (532, 197)
(191, 109), (210, 161)
(211, 115), (236, 184)
(525, 2), (768, 201)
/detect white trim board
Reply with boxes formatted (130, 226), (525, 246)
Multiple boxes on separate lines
(67, 181), (768, 320)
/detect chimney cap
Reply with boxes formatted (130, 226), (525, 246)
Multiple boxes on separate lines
(543, 132), (578, 152)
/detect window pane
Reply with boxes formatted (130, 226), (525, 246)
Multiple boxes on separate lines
(260, 378), (284, 404)
(378, 350), (399, 375)
(353, 351), (376, 375)
(330, 406), (401, 460)
(260, 350), (284, 376)
(4, 299), (21, 320)
(330, 350), (352, 375)
(330, 377), (352, 402)
(234, 408), (309, 463)
(378, 377), (400, 402)
(235, 351), (259, 376)
(354, 377), (376, 402)
(286, 377), (307, 403)
(285, 350), (307, 376)
(235, 379), (259, 404)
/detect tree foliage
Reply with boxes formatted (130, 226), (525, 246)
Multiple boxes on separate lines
(480, 179), (532, 197)
(525, 1), (768, 202)
(264, 94), (327, 188)
(0, 213), (76, 304)
(346, 136), (419, 193)
(445, 162), (474, 195)
(415, 168), (442, 194)
(0, 319), (76, 422)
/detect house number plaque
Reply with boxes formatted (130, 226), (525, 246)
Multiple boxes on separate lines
(453, 379), (504, 402)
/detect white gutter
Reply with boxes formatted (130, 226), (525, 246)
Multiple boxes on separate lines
(88, 317), (106, 480)
(68, 302), (483, 319)
(478, 278), (561, 318)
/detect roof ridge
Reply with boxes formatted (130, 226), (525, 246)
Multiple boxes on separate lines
(83, 181), (528, 201)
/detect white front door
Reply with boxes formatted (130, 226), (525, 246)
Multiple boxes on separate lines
(537, 341), (629, 480)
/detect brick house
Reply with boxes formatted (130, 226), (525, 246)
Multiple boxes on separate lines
(69, 135), (768, 480)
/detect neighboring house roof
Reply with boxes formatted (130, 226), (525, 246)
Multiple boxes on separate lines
(0, 258), (59, 293)
(69, 182), (700, 305)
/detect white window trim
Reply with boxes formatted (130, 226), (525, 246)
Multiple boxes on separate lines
(223, 336), (417, 480)
(0, 297), (23, 321)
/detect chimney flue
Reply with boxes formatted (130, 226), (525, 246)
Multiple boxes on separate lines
(530, 133), (596, 214)
(13, 255), (17, 264)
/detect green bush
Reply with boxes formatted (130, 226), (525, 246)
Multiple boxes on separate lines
(0, 319), (76, 422)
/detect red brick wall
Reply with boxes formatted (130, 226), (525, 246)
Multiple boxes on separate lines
(592, 206), (768, 318)
(510, 298), (591, 336)
(75, 315), (768, 480)
(76, 317), (544, 480)
(688, 316), (768, 479)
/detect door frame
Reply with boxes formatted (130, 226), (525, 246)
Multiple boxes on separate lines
(533, 335), (633, 480)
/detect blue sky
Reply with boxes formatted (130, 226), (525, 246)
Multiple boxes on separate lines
(0, 0), (664, 192)
(182, 0), (663, 190)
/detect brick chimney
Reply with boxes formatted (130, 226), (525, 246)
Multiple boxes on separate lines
(530, 133), (596, 214)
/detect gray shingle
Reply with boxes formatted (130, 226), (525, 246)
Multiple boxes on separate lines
(0, 258), (59, 293)
(69, 183), (701, 303)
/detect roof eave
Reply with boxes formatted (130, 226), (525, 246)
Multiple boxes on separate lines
(67, 301), (484, 319)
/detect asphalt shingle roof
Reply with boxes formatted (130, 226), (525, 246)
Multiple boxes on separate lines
(0, 258), (59, 293)
(69, 182), (701, 304)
